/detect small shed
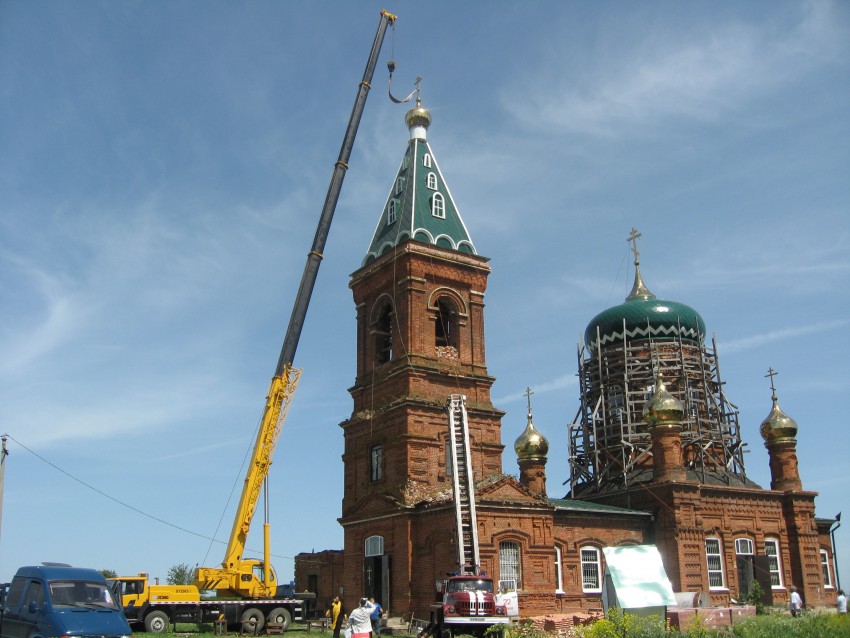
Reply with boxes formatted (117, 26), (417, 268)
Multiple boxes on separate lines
(601, 545), (677, 621)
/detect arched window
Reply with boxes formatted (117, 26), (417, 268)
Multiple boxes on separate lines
(365, 535), (384, 557)
(395, 176), (405, 194)
(423, 153), (432, 168)
(435, 297), (458, 350)
(580, 546), (601, 593)
(432, 193), (445, 218)
(735, 537), (755, 596)
(499, 541), (521, 589)
(373, 302), (393, 364)
(705, 537), (726, 590)
(427, 172), (437, 190)
(764, 539), (783, 589)
(821, 549), (833, 588)
(387, 199), (398, 225)
(554, 547), (564, 593)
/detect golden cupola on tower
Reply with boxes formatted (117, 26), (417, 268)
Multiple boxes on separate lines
(514, 402), (549, 461)
(642, 372), (685, 427)
(760, 394), (798, 444)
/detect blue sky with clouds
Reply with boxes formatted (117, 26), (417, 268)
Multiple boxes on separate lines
(1, 1), (848, 589)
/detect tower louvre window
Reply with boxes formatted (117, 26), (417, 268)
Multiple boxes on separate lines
(423, 153), (432, 168)
(580, 546), (601, 593)
(373, 302), (393, 364)
(395, 176), (405, 195)
(370, 445), (383, 481)
(432, 193), (445, 219)
(435, 297), (458, 351)
(427, 172), (437, 190)
(387, 199), (398, 225)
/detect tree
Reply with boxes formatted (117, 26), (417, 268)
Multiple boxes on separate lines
(167, 563), (195, 585)
(99, 569), (117, 579)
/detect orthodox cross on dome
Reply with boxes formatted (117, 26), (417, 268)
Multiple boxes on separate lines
(524, 386), (534, 417)
(627, 228), (642, 266)
(626, 227), (654, 301)
(765, 367), (779, 400)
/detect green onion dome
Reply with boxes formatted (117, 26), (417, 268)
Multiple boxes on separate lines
(584, 263), (706, 350)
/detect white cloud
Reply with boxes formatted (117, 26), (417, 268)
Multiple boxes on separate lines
(504, 0), (848, 136)
(720, 319), (848, 354)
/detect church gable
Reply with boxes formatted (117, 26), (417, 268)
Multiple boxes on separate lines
(478, 474), (549, 506)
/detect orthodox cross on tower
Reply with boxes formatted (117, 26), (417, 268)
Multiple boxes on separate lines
(524, 387), (534, 416)
(765, 367), (779, 400)
(627, 228), (642, 266)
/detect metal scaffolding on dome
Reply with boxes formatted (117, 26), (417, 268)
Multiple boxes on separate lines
(568, 320), (748, 497)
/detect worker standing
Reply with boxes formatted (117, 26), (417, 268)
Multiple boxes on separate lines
(345, 598), (375, 638)
(369, 598), (383, 636)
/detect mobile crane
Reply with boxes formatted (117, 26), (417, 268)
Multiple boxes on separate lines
(110, 10), (397, 634)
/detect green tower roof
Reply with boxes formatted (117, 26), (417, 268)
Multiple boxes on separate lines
(362, 101), (476, 266)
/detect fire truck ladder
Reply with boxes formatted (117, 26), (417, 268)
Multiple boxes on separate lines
(446, 394), (480, 575)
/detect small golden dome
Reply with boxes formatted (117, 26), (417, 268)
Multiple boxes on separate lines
(514, 412), (549, 461)
(760, 397), (798, 444)
(405, 99), (431, 131)
(642, 373), (685, 427)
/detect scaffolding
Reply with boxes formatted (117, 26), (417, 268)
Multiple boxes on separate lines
(568, 318), (747, 497)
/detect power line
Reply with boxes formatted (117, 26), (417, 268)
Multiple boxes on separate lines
(2, 433), (295, 562)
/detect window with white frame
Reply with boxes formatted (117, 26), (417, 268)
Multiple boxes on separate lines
(427, 172), (437, 190)
(735, 538), (754, 556)
(821, 549), (833, 588)
(580, 546), (602, 593)
(370, 445), (383, 481)
(499, 541), (521, 589)
(365, 535), (384, 557)
(431, 193), (445, 218)
(387, 199), (398, 224)
(705, 538), (726, 589)
(395, 176), (405, 195)
(555, 547), (564, 593)
(764, 539), (783, 588)
(423, 153), (432, 168)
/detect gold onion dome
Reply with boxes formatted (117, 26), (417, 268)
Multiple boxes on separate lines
(642, 373), (685, 427)
(405, 99), (431, 131)
(514, 411), (549, 461)
(760, 396), (798, 444)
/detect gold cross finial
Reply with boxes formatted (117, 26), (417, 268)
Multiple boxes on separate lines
(765, 367), (779, 400)
(524, 387), (534, 415)
(627, 228), (642, 265)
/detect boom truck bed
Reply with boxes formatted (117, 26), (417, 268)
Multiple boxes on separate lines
(109, 574), (306, 633)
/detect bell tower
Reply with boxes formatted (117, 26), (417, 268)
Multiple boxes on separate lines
(339, 99), (505, 605)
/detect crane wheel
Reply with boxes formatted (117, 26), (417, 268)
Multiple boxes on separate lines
(144, 610), (170, 633)
(266, 607), (291, 630)
(241, 608), (265, 633)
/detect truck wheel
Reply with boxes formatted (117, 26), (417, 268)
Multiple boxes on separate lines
(145, 610), (170, 633)
(266, 607), (292, 630)
(241, 608), (265, 634)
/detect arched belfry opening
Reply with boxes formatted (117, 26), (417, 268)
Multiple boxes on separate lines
(434, 297), (458, 352)
(371, 300), (394, 365)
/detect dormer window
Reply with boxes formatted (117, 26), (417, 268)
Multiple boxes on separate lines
(426, 172), (437, 190)
(403, 155), (410, 170)
(395, 176), (405, 195)
(431, 193), (445, 218)
(423, 153), (432, 168)
(387, 199), (398, 224)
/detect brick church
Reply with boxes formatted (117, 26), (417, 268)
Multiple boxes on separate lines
(294, 100), (838, 620)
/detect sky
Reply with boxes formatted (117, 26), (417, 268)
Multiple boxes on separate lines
(1, 0), (848, 593)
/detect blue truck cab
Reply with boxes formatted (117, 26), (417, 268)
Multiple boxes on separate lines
(0, 566), (131, 638)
